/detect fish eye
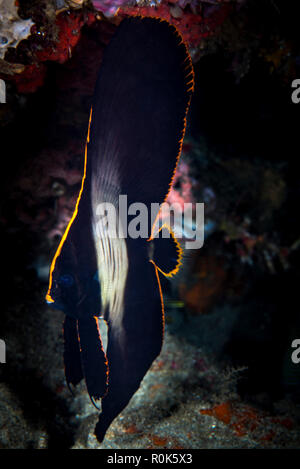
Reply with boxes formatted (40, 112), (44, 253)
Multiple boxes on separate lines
(0, 36), (8, 45)
(58, 273), (74, 287)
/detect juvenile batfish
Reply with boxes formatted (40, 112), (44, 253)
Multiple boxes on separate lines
(46, 16), (194, 442)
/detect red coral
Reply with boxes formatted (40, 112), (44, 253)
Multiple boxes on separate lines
(10, 11), (97, 93)
(13, 63), (47, 94)
(119, 0), (232, 47)
(35, 12), (95, 64)
(201, 401), (232, 425)
(8, 2), (231, 94)
(123, 423), (141, 434)
(179, 255), (228, 314)
(151, 435), (168, 447)
(201, 401), (295, 443)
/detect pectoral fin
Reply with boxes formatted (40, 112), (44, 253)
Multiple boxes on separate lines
(149, 225), (183, 278)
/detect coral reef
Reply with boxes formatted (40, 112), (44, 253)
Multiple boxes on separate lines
(119, 0), (232, 55)
(0, 0), (237, 89)
(5, 9), (98, 93)
(1, 0), (297, 93)
(0, 0), (33, 59)
(0, 0), (300, 450)
(92, 0), (131, 18)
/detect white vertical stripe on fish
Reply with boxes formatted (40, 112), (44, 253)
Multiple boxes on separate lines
(91, 155), (129, 329)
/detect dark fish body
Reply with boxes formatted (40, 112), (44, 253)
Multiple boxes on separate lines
(46, 16), (194, 442)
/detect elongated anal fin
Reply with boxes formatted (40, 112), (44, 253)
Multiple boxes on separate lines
(63, 317), (84, 388)
(77, 317), (109, 400)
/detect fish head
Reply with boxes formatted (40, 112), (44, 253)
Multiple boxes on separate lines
(46, 244), (81, 316)
(46, 237), (101, 319)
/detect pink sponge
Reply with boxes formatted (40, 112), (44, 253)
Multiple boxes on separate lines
(92, 0), (132, 17)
